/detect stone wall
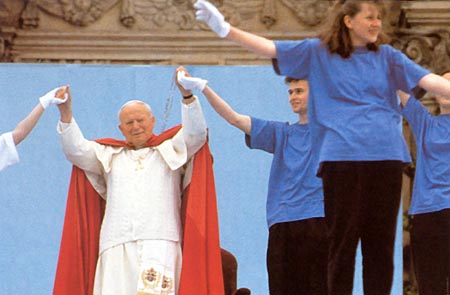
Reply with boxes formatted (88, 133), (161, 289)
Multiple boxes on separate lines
(0, 1), (449, 67)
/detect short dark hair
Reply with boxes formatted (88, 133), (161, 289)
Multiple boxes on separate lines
(285, 77), (301, 84)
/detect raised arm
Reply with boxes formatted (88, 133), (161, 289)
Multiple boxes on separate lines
(56, 86), (105, 175)
(12, 104), (45, 145)
(202, 86), (251, 135)
(57, 86), (73, 123)
(194, 0), (277, 59)
(418, 73), (450, 106)
(176, 66), (251, 135)
(13, 86), (67, 145)
(226, 27), (277, 59)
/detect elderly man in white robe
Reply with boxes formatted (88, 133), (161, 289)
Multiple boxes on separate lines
(55, 74), (208, 295)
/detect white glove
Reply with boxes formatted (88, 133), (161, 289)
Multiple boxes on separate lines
(177, 71), (208, 92)
(194, 0), (230, 38)
(39, 87), (68, 109)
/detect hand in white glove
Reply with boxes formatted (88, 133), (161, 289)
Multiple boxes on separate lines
(177, 71), (208, 92)
(39, 86), (68, 109)
(194, 0), (230, 38)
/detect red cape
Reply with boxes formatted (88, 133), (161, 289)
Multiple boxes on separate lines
(53, 126), (224, 295)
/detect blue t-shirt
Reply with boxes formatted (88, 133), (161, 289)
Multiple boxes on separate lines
(247, 117), (324, 228)
(402, 98), (450, 215)
(274, 38), (430, 165)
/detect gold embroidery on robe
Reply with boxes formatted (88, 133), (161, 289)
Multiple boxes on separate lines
(137, 266), (174, 295)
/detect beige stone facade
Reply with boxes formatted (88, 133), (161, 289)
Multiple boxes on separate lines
(1, 1), (449, 293)
(1, 1), (445, 67)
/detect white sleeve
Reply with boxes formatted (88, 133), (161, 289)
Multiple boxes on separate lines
(181, 96), (208, 157)
(156, 97), (207, 170)
(57, 118), (123, 198)
(0, 132), (19, 171)
(57, 118), (104, 175)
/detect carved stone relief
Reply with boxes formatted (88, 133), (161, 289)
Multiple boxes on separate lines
(0, 0), (448, 67)
(0, 1), (21, 61)
(0, 0), (25, 28)
(400, 0), (450, 29)
(279, 0), (332, 27)
(0, 0), (332, 64)
(21, 0), (118, 27)
(17, 0), (265, 31)
(12, 0), (338, 32)
(392, 29), (450, 110)
(118, 0), (211, 30)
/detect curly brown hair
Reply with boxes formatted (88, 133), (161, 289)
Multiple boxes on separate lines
(319, 0), (390, 58)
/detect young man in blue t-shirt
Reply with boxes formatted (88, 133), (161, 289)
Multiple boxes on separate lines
(175, 66), (327, 295)
(399, 71), (450, 295)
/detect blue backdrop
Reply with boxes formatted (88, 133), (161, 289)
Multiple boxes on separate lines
(0, 63), (403, 294)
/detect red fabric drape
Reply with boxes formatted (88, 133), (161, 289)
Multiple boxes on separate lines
(178, 143), (224, 295)
(53, 126), (224, 295)
(53, 165), (105, 295)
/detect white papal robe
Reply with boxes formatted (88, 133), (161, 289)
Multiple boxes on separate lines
(57, 98), (207, 295)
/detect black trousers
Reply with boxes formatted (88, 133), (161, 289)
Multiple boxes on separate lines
(267, 218), (328, 295)
(321, 161), (403, 295)
(410, 208), (450, 295)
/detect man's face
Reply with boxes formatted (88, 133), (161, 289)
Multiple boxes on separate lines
(288, 80), (309, 115)
(118, 103), (155, 148)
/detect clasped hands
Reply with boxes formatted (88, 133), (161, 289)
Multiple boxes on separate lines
(39, 86), (69, 109)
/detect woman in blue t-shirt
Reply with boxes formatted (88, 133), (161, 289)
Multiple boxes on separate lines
(399, 71), (450, 295)
(194, 0), (450, 294)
